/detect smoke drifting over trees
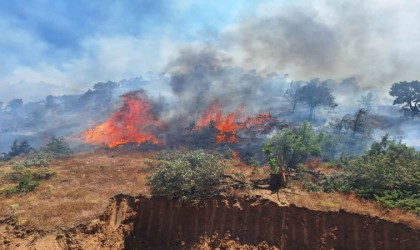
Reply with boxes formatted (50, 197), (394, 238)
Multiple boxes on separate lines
(0, 48), (419, 154)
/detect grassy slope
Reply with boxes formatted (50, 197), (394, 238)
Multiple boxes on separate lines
(0, 150), (418, 230)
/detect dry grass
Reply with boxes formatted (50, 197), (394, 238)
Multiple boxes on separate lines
(0, 149), (156, 229)
(0, 149), (418, 230)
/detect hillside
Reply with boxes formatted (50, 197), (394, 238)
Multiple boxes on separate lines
(0, 150), (418, 249)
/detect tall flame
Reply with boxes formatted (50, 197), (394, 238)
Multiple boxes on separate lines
(83, 91), (164, 148)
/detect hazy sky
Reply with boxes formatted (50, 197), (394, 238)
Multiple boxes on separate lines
(1, 0), (420, 102)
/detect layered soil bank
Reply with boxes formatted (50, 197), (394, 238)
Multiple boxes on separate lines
(1, 194), (419, 249)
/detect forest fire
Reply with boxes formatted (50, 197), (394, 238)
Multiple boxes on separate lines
(82, 91), (164, 148)
(195, 100), (273, 144)
(82, 95), (274, 148)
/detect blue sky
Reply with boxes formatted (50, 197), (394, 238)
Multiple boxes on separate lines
(1, 0), (420, 102)
(0, 0), (257, 101)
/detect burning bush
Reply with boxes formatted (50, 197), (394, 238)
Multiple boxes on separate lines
(147, 150), (227, 201)
(83, 91), (165, 148)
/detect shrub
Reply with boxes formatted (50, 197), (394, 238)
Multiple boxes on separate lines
(0, 152), (11, 161)
(317, 136), (420, 213)
(2, 174), (39, 196)
(375, 190), (420, 213)
(8, 140), (33, 157)
(263, 122), (324, 173)
(16, 175), (39, 193)
(343, 136), (419, 200)
(147, 150), (226, 201)
(31, 169), (57, 181)
(42, 137), (73, 159)
(156, 150), (184, 161)
(20, 151), (52, 167)
(3, 164), (31, 182)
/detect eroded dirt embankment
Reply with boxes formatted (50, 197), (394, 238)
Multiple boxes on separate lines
(1, 194), (419, 249)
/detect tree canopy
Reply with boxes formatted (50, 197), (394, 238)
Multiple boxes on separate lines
(389, 81), (420, 117)
(263, 122), (324, 172)
(297, 80), (337, 120)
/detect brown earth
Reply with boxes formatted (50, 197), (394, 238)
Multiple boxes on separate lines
(0, 150), (419, 249)
(1, 194), (419, 250)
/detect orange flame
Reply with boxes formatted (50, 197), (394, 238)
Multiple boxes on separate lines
(195, 101), (272, 144)
(244, 112), (271, 132)
(231, 150), (240, 159)
(83, 91), (164, 148)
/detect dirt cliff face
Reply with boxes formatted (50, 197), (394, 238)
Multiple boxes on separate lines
(1, 194), (419, 250)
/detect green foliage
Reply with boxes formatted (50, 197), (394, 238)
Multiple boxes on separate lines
(375, 190), (420, 213)
(4, 164), (31, 182)
(156, 150), (184, 161)
(263, 122), (324, 172)
(297, 135), (419, 213)
(2, 170), (39, 196)
(344, 136), (419, 198)
(148, 150), (226, 201)
(302, 180), (323, 192)
(8, 140), (33, 157)
(2, 166), (55, 196)
(0, 152), (12, 161)
(318, 135), (420, 213)
(0, 138), (66, 196)
(318, 174), (350, 193)
(20, 151), (52, 167)
(31, 168), (57, 181)
(16, 175), (39, 193)
(389, 80), (420, 116)
(42, 136), (73, 159)
(297, 80), (337, 120)
(12, 137), (73, 168)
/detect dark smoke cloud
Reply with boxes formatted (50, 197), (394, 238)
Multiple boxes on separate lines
(165, 47), (289, 122)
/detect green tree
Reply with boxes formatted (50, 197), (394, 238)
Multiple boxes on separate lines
(263, 122), (324, 188)
(285, 81), (303, 114)
(389, 81), (420, 118)
(8, 140), (33, 157)
(297, 80), (337, 120)
(43, 136), (73, 159)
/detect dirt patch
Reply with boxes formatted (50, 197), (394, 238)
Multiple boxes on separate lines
(1, 194), (418, 249)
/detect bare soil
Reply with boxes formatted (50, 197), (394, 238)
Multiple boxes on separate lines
(1, 194), (419, 249)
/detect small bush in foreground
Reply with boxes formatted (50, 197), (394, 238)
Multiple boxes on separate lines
(2, 174), (39, 196)
(148, 150), (226, 201)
